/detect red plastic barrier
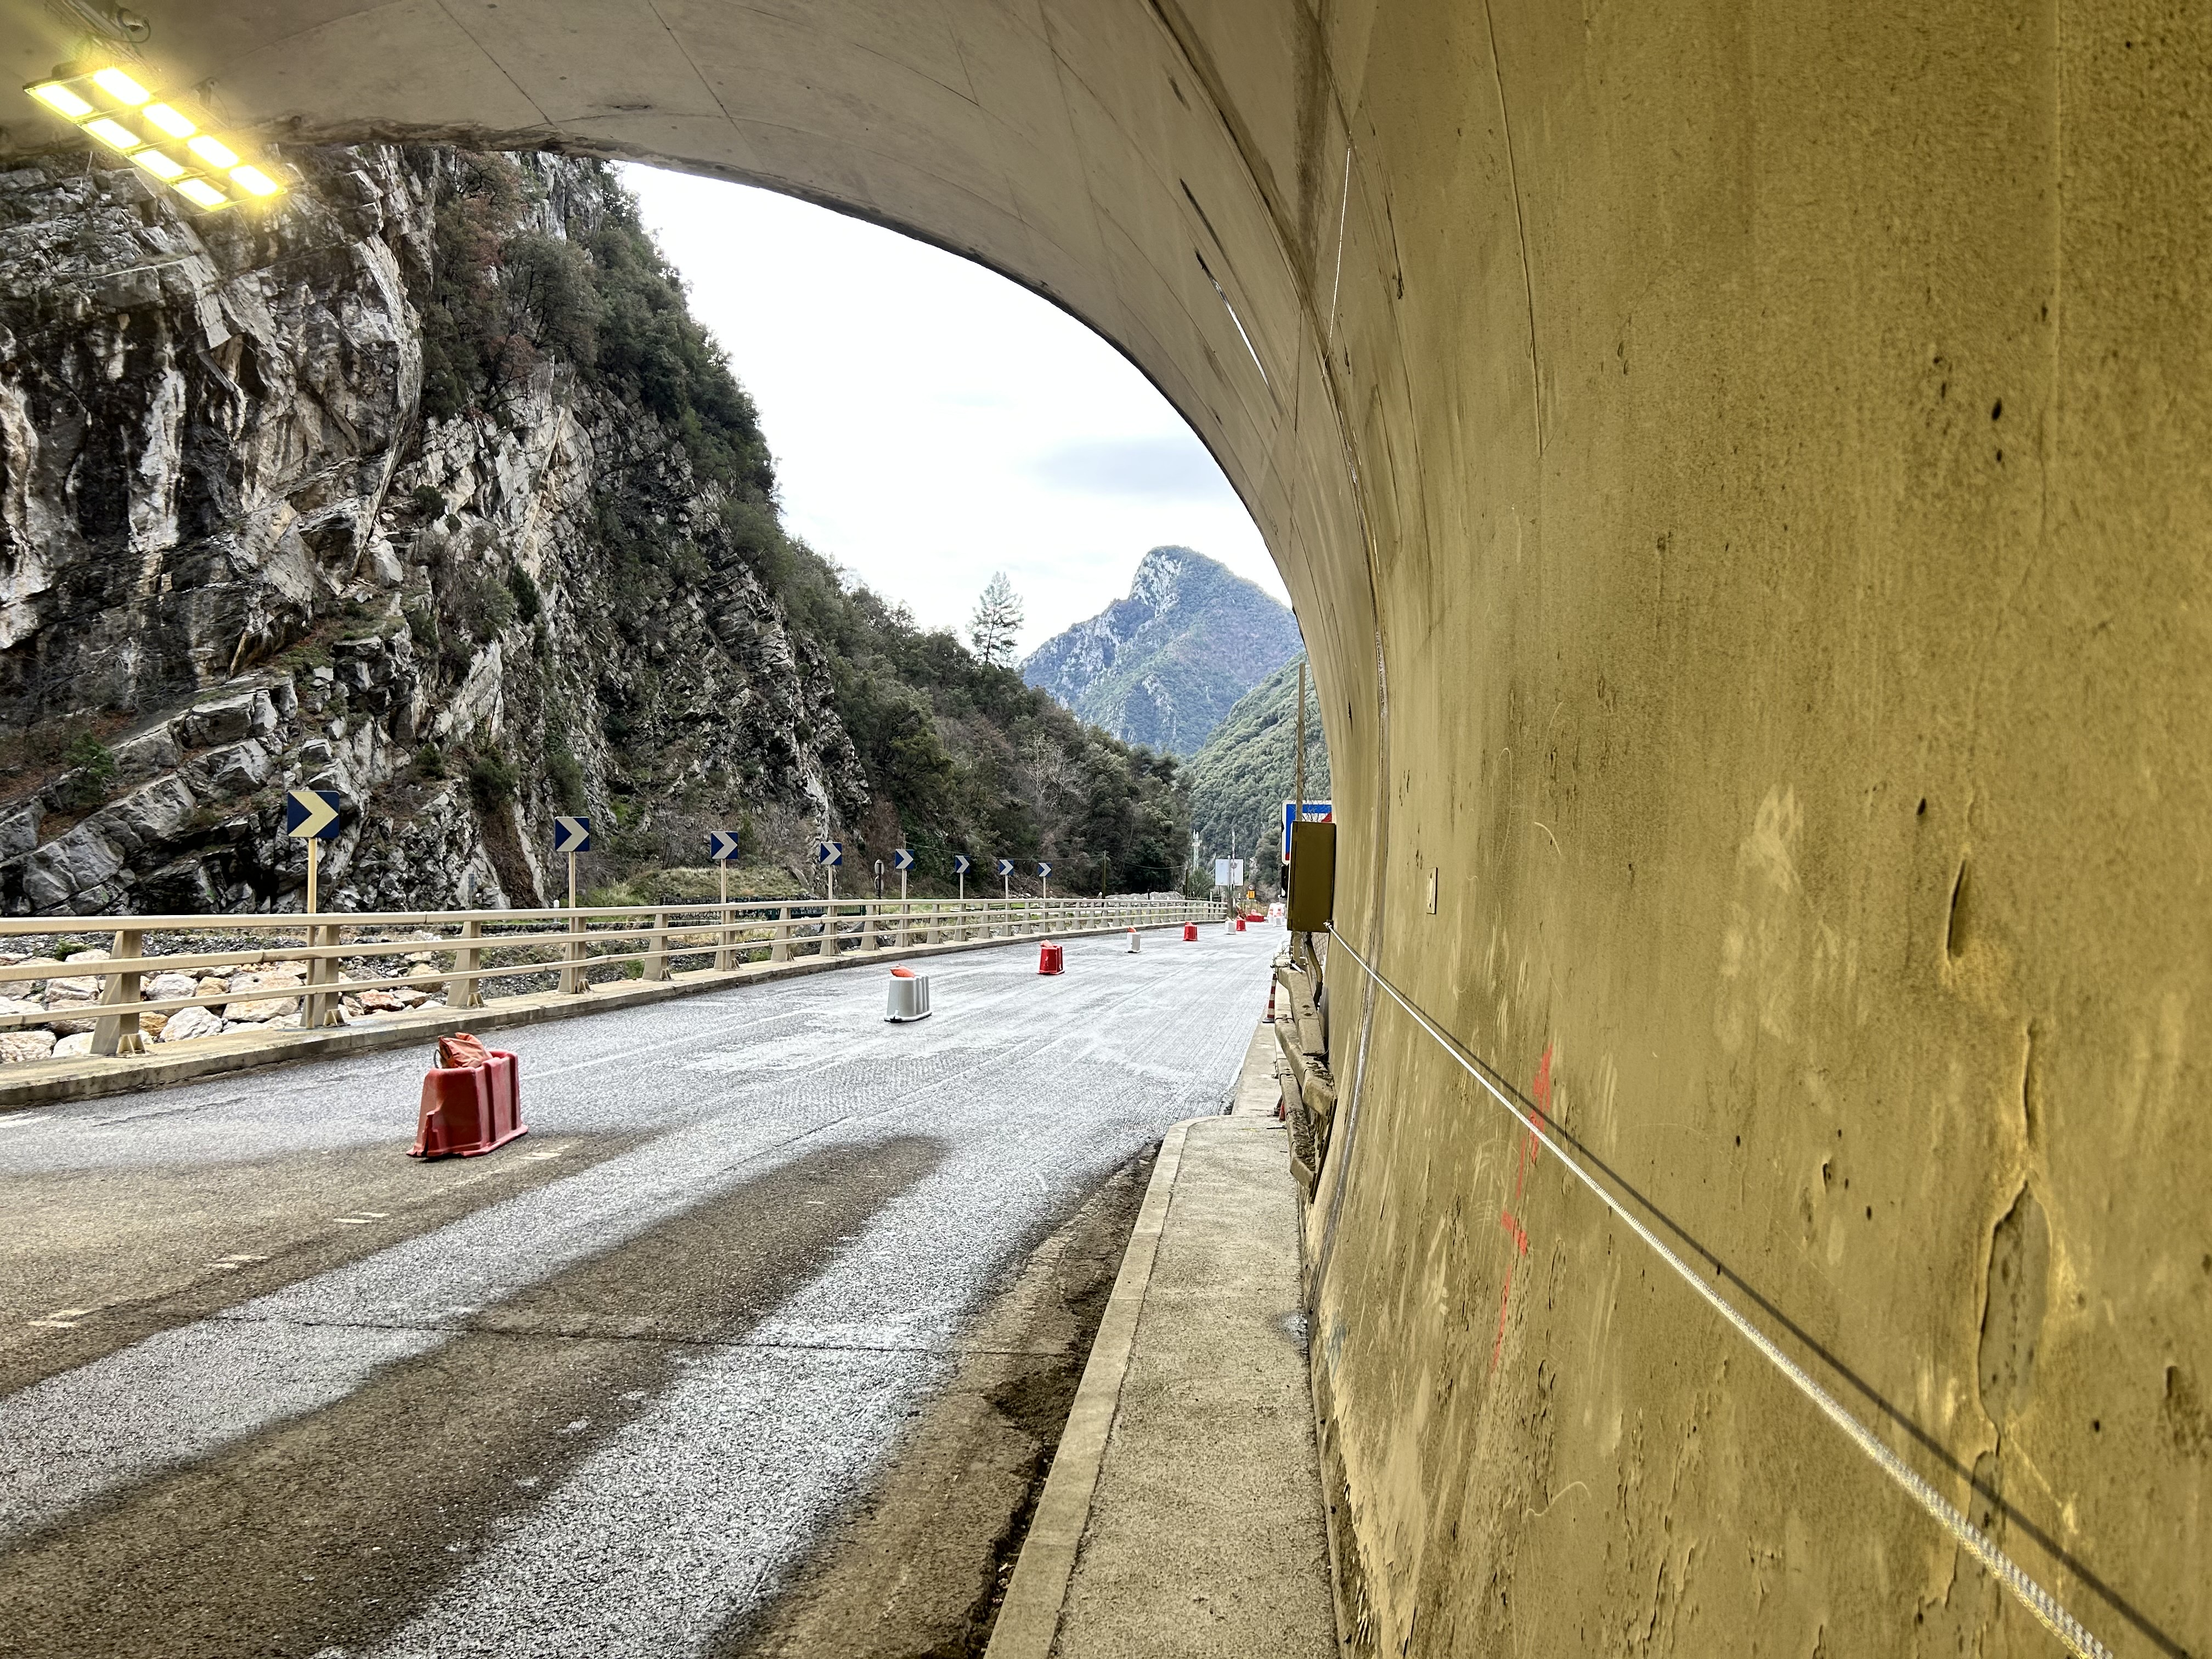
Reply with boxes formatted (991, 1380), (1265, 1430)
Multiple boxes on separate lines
(1183, 922), (1198, 942)
(409, 1047), (526, 1159)
(1038, 940), (1065, 975)
(1235, 916), (1247, 932)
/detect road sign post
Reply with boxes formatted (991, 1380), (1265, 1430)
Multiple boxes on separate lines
(554, 817), (592, 992)
(815, 840), (843, 956)
(709, 830), (740, 966)
(997, 857), (1013, 902)
(284, 788), (344, 915)
(1037, 861), (1052, 901)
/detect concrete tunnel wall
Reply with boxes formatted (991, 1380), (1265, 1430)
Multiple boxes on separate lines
(4, 2), (2206, 1652)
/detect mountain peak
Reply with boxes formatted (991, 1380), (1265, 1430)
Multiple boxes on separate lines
(1020, 548), (1301, 755)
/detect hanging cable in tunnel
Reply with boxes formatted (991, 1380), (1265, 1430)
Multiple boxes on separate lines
(1323, 924), (2113, 1659)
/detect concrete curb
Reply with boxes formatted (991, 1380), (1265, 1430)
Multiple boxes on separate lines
(984, 1114), (1198, 1659)
(0, 920), (1180, 1113)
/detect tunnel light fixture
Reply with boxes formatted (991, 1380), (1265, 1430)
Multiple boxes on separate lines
(19, 65), (286, 214)
(27, 81), (93, 118)
(142, 101), (194, 138)
(83, 115), (142, 151)
(91, 66), (150, 104)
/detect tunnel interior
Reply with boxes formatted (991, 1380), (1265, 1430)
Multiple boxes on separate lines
(3, 2), (2207, 1654)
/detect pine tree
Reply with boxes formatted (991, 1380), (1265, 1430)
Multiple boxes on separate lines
(969, 571), (1024, 667)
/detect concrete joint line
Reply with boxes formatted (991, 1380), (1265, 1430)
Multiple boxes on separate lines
(983, 1115), (1197, 1659)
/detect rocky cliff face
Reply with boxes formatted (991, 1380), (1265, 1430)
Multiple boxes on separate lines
(0, 144), (864, 915)
(1019, 546), (1301, 756)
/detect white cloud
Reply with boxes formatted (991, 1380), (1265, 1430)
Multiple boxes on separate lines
(617, 165), (1279, 656)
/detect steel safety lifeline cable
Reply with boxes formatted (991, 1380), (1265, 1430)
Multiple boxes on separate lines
(1323, 924), (2112, 1659)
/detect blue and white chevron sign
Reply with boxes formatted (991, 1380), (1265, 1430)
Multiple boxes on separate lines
(284, 788), (343, 840)
(815, 840), (844, 867)
(892, 849), (915, 872)
(995, 859), (1015, 877)
(1036, 862), (1052, 878)
(707, 830), (740, 862)
(553, 816), (591, 854)
(952, 854), (971, 875)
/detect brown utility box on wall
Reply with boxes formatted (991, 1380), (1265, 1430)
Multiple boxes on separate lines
(1286, 821), (1336, 933)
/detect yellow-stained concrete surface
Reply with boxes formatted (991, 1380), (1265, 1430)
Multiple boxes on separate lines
(4, 4), (2207, 1653)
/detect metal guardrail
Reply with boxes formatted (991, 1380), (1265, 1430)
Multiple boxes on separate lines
(0, 896), (1227, 1058)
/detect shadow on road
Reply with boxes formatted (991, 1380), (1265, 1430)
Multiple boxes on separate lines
(0, 1135), (947, 1659)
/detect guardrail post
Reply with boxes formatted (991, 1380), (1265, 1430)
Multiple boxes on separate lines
(89, 927), (143, 1056)
(716, 904), (735, 972)
(644, 908), (669, 980)
(561, 902), (588, 994)
(302, 921), (344, 1028)
(455, 918), (485, 1008)
(821, 901), (840, 959)
(771, 905), (792, 963)
(860, 900), (877, 953)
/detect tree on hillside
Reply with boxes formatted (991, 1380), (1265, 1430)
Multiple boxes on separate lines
(969, 572), (1024, 667)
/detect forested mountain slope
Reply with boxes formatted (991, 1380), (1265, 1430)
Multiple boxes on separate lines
(0, 146), (1186, 913)
(1186, 656), (1330, 871)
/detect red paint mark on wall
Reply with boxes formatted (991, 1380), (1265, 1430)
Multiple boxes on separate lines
(1492, 1045), (1554, 1373)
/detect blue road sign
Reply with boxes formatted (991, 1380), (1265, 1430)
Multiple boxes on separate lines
(815, 840), (844, 867)
(284, 788), (343, 840)
(893, 849), (915, 872)
(996, 859), (1015, 877)
(1282, 799), (1334, 859)
(707, 830), (740, 862)
(952, 854), (972, 875)
(1036, 862), (1052, 878)
(553, 815), (591, 854)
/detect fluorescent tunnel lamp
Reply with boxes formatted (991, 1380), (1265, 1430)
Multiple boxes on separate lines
(89, 66), (150, 104)
(83, 116), (141, 151)
(142, 101), (194, 138)
(27, 81), (93, 118)
(20, 65), (286, 214)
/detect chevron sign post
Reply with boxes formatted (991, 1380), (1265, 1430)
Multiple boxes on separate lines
(554, 816), (591, 918)
(1037, 861), (1052, 900)
(953, 853), (970, 904)
(707, 830), (740, 908)
(891, 847), (915, 907)
(816, 839), (843, 904)
(996, 857), (1014, 901)
(284, 788), (343, 914)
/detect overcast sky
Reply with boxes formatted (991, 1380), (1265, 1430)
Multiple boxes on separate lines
(619, 165), (1281, 657)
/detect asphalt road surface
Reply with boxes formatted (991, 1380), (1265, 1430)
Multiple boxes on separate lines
(0, 923), (1277, 1658)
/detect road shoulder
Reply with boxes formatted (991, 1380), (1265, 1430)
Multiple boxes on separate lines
(985, 1087), (1336, 1657)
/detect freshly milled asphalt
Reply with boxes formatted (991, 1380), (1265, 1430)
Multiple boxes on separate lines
(0, 923), (1276, 1659)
